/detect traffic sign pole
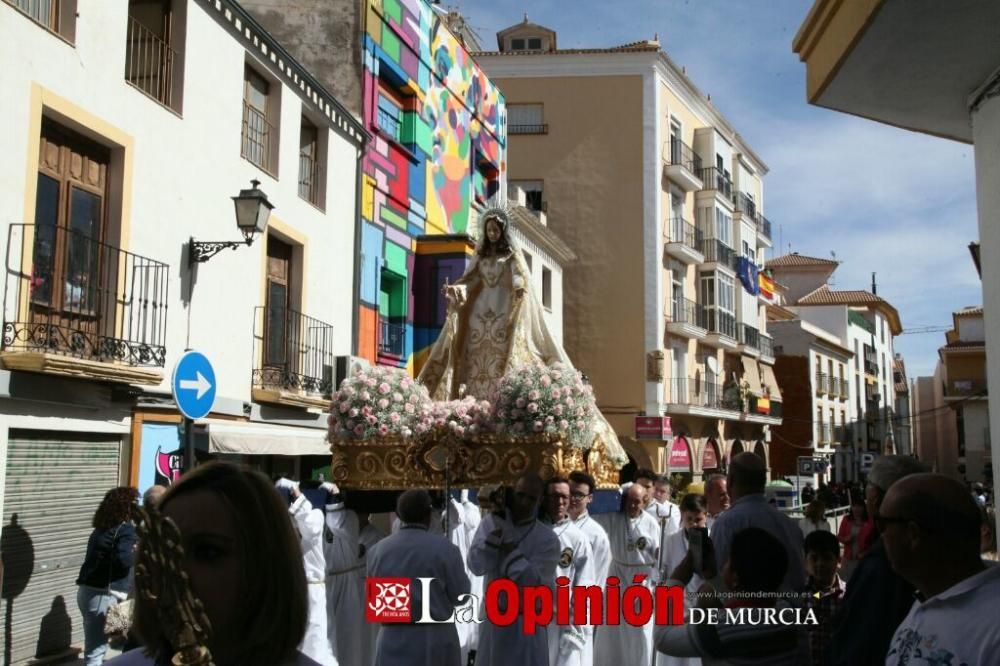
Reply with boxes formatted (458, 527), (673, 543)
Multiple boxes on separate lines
(172, 350), (217, 474)
(184, 417), (195, 473)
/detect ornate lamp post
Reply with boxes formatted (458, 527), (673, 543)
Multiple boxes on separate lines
(189, 179), (273, 265)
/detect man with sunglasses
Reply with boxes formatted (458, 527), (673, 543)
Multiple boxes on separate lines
(830, 455), (927, 666)
(882, 473), (1000, 665)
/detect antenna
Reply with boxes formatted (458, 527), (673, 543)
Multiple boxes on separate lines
(871, 272), (877, 296)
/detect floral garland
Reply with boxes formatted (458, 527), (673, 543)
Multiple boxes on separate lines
(328, 365), (432, 440)
(430, 396), (493, 438)
(492, 361), (596, 448)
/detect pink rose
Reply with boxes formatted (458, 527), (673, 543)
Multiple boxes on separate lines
(404, 403), (415, 414)
(527, 402), (539, 414)
(349, 408), (359, 418)
(540, 375), (552, 387)
(390, 413), (400, 423)
(452, 425), (466, 437)
(551, 388), (561, 399)
(545, 415), (555, 424)
(356, 373), (368, 383)
(553, 371), (563, 380)
(378, 382), (391, 394)
(338, 401), (350, 413)
(533, 420), (544, 432)
(360, 391), (371, 402)
(393, 392), (403, 402)
(560, 419), (570, 430)
(367, 415), (378, 425)
(346, 420), (355, 430)
(353, 425), (365, 436)
(378, 398), (389, 409)
(528, 390), (541, 401)
(378, 424), (389, 436)
(516, 397), (527, 409)
(554, 405), (564, 416)
(409, 394), (420, 404)
(368, 378), (377, 388)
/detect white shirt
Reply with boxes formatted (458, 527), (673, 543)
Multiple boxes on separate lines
(572, 512), (611, 585)
(546, 518), (596, 666)
(886, 564), (1000, 666)
(646, 499), (683, 539)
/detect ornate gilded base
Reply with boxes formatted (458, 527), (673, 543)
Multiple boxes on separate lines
(330, 431), (621, 490)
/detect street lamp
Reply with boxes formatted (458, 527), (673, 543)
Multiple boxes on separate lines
(189, 179), (273, 265)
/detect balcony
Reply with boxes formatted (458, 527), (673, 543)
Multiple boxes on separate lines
(818, 423), (833, 445)
(747, 394), (782, 420)
(666, 377), (731, 412)
(665, 297), (706, 339)
(758, 215), (772, 243)
(1, 224), (168, 384)
(252, 306), (335, 409)
(663, 138), (704, 192)
(698, 167), (735, 204)
(509, 124), (548, 135)
(760, 335), (775, 362)
(125, 13), (178, 110)
(697, 238), (738, 272)
(664, 217), (704, 264)
(739, 324), (760, 355)
(379, 319), (405, 358)
(945, 378), (988, 399)
(815, 373), (829, 395)
(837, 378), (850, 400)
(732, 192), (774, 246)
(701, 309), (739, 349)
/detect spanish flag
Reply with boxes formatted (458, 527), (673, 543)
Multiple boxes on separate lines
(759, 272), (775, 299)
(756, 396), (771, 415)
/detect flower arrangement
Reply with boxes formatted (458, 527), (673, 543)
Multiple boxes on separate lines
(492, 361), (597, 447)
(328, 365), (432, 441)
(430, 396), (493, 438)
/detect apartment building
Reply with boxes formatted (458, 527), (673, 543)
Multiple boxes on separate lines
(475, 18), (781, 482)
(893, 355), (913, 456)
(915, 306), (991, 482)
(767, 253), (903, 481)
(0, 0), (364, 659)
(248, 0), (507, 372)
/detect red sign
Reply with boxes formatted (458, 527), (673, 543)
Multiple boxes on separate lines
(635, 416), (672, 440)
(703, 440), (719, 469)
(669, 437), (691, 470)
(366, 578), (412, 623)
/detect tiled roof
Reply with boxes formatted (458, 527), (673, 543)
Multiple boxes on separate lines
(796, 286), (903, 334)
(765, 253), (840, 268)
(943, 340), (986, 349)
(472, 45), (660, 56)
(955, 306), (983, 316)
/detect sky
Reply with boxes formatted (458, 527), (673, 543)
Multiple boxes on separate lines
(452, 0), (982, 379)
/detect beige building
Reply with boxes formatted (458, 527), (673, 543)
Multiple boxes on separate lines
(476, 18), (781, 482)
(914, 306), (991, 482)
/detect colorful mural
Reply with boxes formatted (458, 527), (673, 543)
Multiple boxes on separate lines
(358, 0), (506, 370)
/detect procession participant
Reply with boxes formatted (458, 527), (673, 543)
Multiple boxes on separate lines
(656, 493), (708, 666)
(367, 490), (471, 666)
(803, 530), (845, 666)
(461, 489), (486, 660)
(114, 461), (318, 666)
(440, 492), (477, 665)
(358, 511), (387, 666)
(882, 474), (1000, 665)
(543, 477), (596, 666)
(634, 468), (658, 508)
(830, 455), (928, 666)
(709, 452), (805, 592)
(646, 474), (682, 539)
(277, 478), (337, 666)
(703, 474), (729, 531)
(568, 472), (611, 586)
(594, 483), (660, 666)
(323, 483), (364, 666)
(469, 473), (561, 666)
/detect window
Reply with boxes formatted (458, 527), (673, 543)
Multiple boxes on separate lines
(528, 37), (542, 49)
(6, 0), (77, 41)
(242, 66), (279, 174)
(125, 0), (185, 111)
(376, 94), (403, 141)
(508, 104), (545, 134)
(511, 180), (544, 211)
(523, 251), (532, 273)
(741, 240), (755, 264)
(699, 272), (715, 308)
(542, 267), (552, 310)
(718, 274), (734, 314)
(298, 116), (326, 208)
(511, 38), (526, 50)
(715, 208), (732, 247)
(379, 270), (406, 357)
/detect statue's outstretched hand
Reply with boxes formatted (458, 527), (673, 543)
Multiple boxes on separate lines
(443, 283), (467, 308)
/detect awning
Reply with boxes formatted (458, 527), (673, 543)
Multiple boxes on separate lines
(741, 356), (763, 397)
(197, 419), (331, 456)
(760, 364), (783, 402)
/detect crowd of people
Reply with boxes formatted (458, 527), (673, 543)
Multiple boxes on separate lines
(73, 454), (997, 666)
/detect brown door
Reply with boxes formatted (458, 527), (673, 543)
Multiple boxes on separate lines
(264, 237), (292, 385)
(30, 119), (111, 350)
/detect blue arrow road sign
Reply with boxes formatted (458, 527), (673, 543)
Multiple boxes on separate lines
(172, 350), (216, 420)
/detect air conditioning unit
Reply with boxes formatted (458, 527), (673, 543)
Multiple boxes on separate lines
(334, 355), (370, 390)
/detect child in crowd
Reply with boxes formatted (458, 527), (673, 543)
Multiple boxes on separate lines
(804, 530), (845, 666)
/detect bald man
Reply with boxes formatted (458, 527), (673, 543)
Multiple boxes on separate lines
(882, 474), (1000, 665)
(594, 483), (661, 665)
(707, 452), (805, 592)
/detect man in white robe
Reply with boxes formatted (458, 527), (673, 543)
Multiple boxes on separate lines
(594, 484), (661, 666)
(367, 490), (471, 666)
(469, 473), (561, 666)
(567, 471), (611, 666)
(656, 494), (709, 666)
(543, 477), (596, 666)
(277, 478), (337, 666)
(358, 512), (387, 666)
(646, 474), (682, 544)
(324, 484), (364, 666)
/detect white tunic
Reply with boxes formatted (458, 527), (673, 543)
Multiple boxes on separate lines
(367, 524), (471, 666)
(572, 513), (611, 585)
(359, 522), (388, 666)
(469, 513), (561, 666)
(593, 511), (661, 666)
(545, 519), (595, 666)
(325, 501), (364, 666)
(442, 499), (477, 665)
(289, 495), (337, 666)
(655, 530), (703, 666)
(460, 499), (485, 653)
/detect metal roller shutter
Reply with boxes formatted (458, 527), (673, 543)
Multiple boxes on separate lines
(1, 431), (121, 664)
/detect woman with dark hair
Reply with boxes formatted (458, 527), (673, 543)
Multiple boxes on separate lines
(837, 494), (873, 579)
(76, 486), (139, 665)
(108, 461), (316, 666)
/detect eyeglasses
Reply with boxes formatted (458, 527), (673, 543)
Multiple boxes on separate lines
(569, 491), (590, 500)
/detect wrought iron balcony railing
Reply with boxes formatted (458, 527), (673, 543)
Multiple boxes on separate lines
(816, 373), (829, 395)
(667, 297), (705, 328)
(665, 217), (702, 251)
(701, 309), (737, 339)
(664, 138), (703, 174)
(125, 14), (177, 108)
(819, 423), (833, 444)
(379, 318), (405, 357)
(698, 167), (734, 201)
(509, 124), (548, 135)
(253, 306), (335, 397)
(2, 223), (169, 366)
(759, 215), (772, 240)
(697, 238), (738, 269)
(666, 377), (734, 411)
(739, 324), (760, 350)
(760, 335), (774, 358)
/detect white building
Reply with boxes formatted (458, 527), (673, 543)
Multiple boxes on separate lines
(0, 0), (365, 660)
